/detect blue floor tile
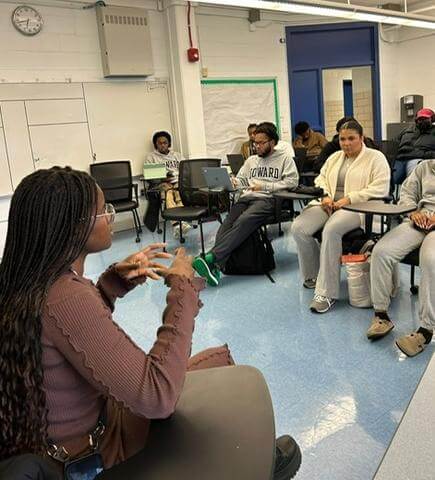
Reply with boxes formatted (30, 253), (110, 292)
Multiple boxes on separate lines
(84, 222), (433, 480)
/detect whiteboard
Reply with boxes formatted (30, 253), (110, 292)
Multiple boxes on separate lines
(84, 81), (173, 175)
(201, 80), (278, 160)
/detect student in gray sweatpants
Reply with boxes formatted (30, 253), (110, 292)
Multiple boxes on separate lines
(291, 120), (391, 313)
(192, 122), (298, 286)
(367, 160), (435, 357)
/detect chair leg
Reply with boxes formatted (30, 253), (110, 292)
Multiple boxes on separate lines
(134, 208), (143, 233)
(410, 265), (418, 294)
(278, 221), (283, 236)
(179, 222), (185, 244)
(132, 210), (140, 243)
(199, 220), (205, 256)
(163, 220), (167, 251)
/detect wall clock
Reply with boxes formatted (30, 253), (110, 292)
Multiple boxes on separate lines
(12, 5), (43, 36)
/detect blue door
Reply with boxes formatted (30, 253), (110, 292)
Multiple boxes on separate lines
(343, 80), (354, 117)
(286, 23), (381, 141)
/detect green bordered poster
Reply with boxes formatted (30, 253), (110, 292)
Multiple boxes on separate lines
(201, 78), (280, 160)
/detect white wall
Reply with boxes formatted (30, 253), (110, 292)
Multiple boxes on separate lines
(196, 8), (292, 141)
(0, 0), (169, 82)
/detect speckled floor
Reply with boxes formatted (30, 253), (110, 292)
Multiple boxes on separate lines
(85, 219), (433, 480)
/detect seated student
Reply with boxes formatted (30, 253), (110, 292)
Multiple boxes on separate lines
(241, 123), (257, 160)
(0, 167), (301, 479)
(393, 108), (435, 185)
(367, 160), (435, 357)
(292, 121), (328, 169)
(145, 131), (189, 237)
(192, 122), (299, 287)
(291, 120), (390, 313)
(314, 116), (378, 173)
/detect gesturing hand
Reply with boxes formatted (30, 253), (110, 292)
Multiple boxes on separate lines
(115, 243), (172, 281)
(162, 248), (194, 279)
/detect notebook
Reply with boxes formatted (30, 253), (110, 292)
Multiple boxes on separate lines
(143, 163), (167, 180)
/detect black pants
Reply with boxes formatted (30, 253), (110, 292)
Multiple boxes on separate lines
(212, 196), (275, 266)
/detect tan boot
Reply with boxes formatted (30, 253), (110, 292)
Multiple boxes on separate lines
(366, 316), (394, 340)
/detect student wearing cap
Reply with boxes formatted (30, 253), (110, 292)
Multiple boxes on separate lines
(394, 108), (435, 185)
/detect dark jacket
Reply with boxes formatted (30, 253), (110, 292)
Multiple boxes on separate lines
(395, 124), (435, 162)
(313, 135), (378, 173)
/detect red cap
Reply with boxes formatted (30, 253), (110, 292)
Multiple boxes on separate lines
(416, 108), (434, 119)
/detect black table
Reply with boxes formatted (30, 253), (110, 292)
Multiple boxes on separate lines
(273, 190), (321, 220)
(343, 201), (415, 235)
(98, 365), (275, 480)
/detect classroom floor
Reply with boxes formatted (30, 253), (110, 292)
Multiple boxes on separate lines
(85, 219), (433, 480)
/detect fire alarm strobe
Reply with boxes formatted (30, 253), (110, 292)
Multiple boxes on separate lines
(187, 47), (199, 62)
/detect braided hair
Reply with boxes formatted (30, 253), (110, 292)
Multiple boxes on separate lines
(0, 166), (98, 460)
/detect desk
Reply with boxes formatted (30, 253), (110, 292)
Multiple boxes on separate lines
(273, 190), (320, 221)
(98, 365), (275, 480)
(343, 201), (415, 235)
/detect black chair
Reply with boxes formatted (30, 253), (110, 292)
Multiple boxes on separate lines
(162, 159), (224, 253)
(401, 247), (420, 294)
(90, 161), (142, 243)
(379, 140), (399, 201)
(226, 154), (244, 175)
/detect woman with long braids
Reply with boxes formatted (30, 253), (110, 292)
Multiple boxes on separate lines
(0, 167), (301, 479)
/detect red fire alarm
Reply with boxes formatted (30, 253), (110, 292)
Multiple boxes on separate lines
(187, 47), (200, 63)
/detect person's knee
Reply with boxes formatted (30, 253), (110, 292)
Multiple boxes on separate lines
(420, 245), (435, 270)
(291, 217), (307, 238)
(372, 239), (393, 265)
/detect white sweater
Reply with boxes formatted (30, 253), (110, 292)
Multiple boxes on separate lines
(312, 144), (391, 206)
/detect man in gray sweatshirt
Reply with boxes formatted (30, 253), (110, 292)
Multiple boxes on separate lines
(193, 122), (299, 286)
(367, 160), (435, 357)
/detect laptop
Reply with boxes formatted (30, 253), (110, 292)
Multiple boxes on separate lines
(202, 167), (245, 191)
(143, 163), (167, 180)
(226, 154), (245, 175)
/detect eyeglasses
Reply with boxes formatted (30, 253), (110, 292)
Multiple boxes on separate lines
(253, 140), (271, 147)
(94, 203), (116, 224)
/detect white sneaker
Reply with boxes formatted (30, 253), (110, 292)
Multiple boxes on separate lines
(181, 222), (192, 235)
(172, 223), (180, 239)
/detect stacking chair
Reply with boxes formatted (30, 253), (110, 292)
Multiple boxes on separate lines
(161, 158), (224, 253)
(380, 140), (399, 202)
(226, 153), (244, 175)
(90, 161), (142, 242)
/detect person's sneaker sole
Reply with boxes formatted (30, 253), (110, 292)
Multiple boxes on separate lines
(274, 442), (302, 480)
(192, 257), (219, 287)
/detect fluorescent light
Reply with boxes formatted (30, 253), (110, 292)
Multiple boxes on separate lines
(198, 0), (435, 30)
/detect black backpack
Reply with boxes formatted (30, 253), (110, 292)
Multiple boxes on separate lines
(223, 228), (275, 282)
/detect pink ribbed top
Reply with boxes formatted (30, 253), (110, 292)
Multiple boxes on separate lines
(41, 267), (204, 444)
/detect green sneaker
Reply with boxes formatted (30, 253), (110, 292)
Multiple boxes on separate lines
(192, 256), (220, 287)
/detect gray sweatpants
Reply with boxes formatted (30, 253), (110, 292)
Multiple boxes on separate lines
(291, 206), (361, 298)
(212, 196), (276, 266)
(371, 221), (435, 330)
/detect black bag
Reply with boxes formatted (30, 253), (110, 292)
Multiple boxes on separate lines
(223, 229), (275, 281)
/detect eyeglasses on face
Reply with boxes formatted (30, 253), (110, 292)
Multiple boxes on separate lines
(94, 203), (116, 224)
(253, 140), (271, 147)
